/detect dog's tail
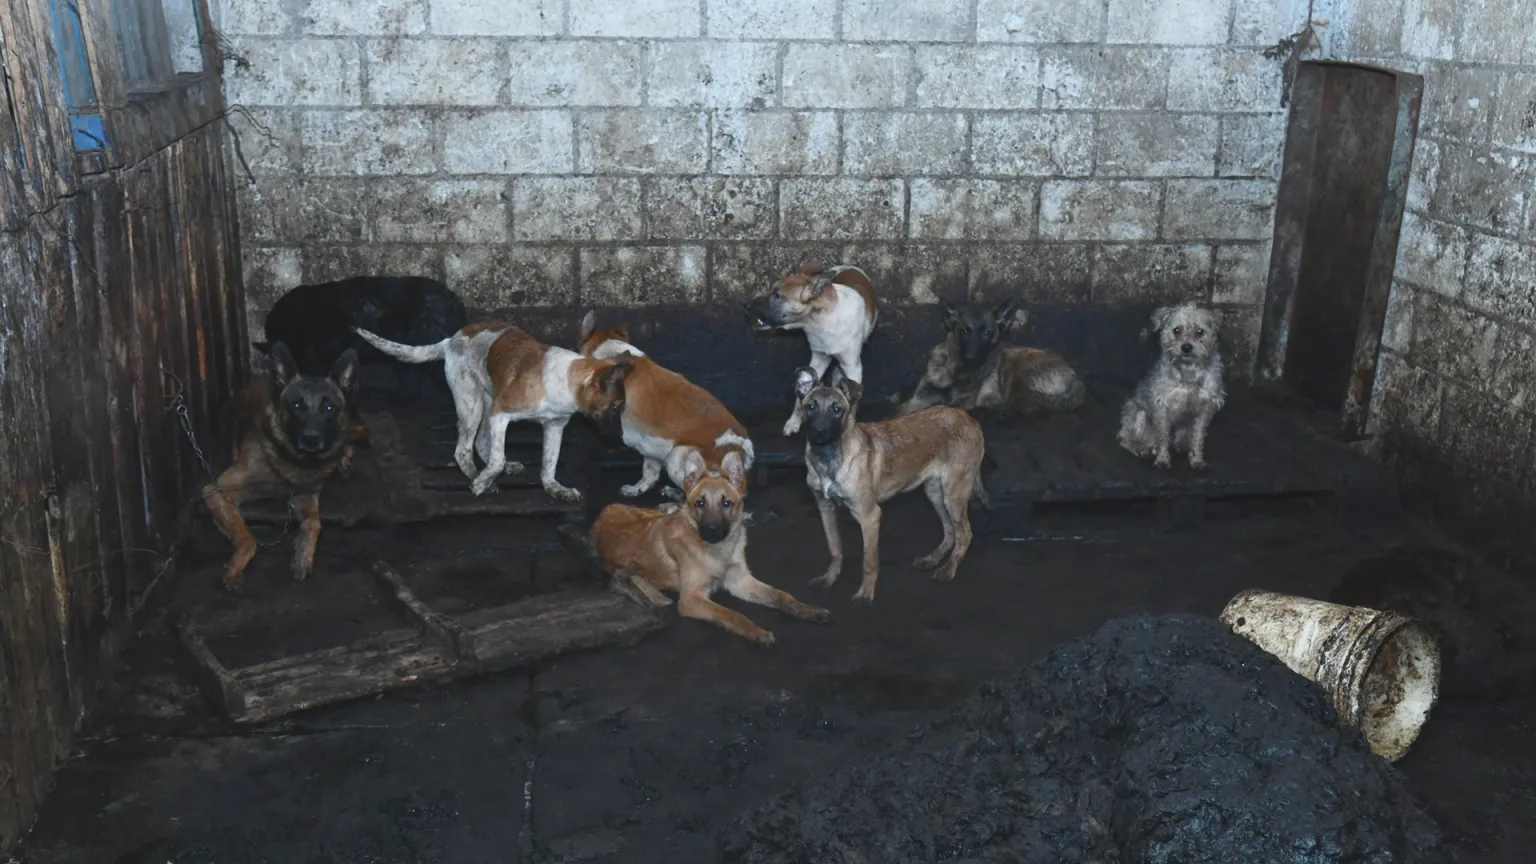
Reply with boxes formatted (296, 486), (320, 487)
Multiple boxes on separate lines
(971, 473), (991, 510)
(352, 327), (448, 363)
(714, 430), (756, 470)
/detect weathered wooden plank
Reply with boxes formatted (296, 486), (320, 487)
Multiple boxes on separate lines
(230, 629), (458, 724)
(173, 616), (246, 718)
(371, 561), (480, 661)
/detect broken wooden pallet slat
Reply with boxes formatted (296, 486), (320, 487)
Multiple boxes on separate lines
(371, 561), (480, 661)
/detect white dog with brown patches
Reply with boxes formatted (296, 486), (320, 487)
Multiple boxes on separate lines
(743, 263), (879, 436)
(355, 321), (633, 501)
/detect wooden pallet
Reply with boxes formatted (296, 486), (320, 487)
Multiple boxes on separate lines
(176, 561), (662, 724)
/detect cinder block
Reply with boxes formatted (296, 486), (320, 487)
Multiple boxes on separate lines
(1218, 113), (1285, 179)
(909, 179), (1035, 241)
(239, 177), (368, 244)
(303, 244), (446, 284)
(780, 179), (905, 241)
(976, 0), (1102, 43)
(1039, 180), (1161, 241)
(224, 38), (361, 106)
(973, 113), (1094, 177)
(1411, 294), (1498, 383)
(300, 0), (425, 35)
(1430, 150), (1531, 234)
(1093, 244), (1213, 304)
(1437, 382), (1534, 487)
(1380, 283), (1415, 353)
(303, 109), (436, 175)
(648, 42), (777, 109)
(646, 177), (777, 240)
(581, 247), (709, 306)
(430, 0), (561, 35)
(1166, 50), (1283, 112)
(1106, 0), (1230, 44)
(1097, 114), (1218, 177)
(1422, 65), (1498, 143)
(1406, 138), (1440, 213)
(506, 42), (643, 107)
(1218, 306), (1262, 380)
(712, 111), (838, 175)
(1212, 242), (1271, 305)
(1230, 0), (1313, 46)
(914, 46), (1040, 110)
(1459, 0), (1536, 64)
(224, 107), (300, 176)
(837, 243), (970, 303)
(1395, 212), (1467, 296)
(367, 39), (502, 106)
(707, 0), (836, 38)
(243, 247), (303, 301)
(1332, 0), (1404, 55)
(1370, 350), (1442, 440)
(783, 45), (909, 109)
(442, 110), (571, 174)
(445, 245), (576, 308)
(569, 0), (700, 37)
(1493, 74), (1536, 154)
(968, 244), (1094, 304)
(1041, 47), (1168, 110)
(1399, 0), (1459, 60)
(576, 110), (708, 174)
(1490, 324), (1536, 410)
(844, 112), (967, 176)
(220, 0), (292, 35)
(842, 0), (971, 42)
(512, 178), (643, 242)
(1164, 179), (1276, 240)
(373, 179), (509, 244)
(1465, 234), (1536, 322)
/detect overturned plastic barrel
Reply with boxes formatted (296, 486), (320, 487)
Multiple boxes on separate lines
(1220, 589), (1441, 762)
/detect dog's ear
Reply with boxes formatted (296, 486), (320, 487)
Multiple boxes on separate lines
(805, 272), (835, 299)
(267, 342), (299, 388)
(797, 262), (824, 277)
(328, 348), (360, 394)
(793, 366), (819, 400)
(579, 310), (597, 344)
(1150, 305), (1175, 332)
(597, 357), (634, 397)
(995, 299), (1028, 333)
(942, 302), (960, 330)
(680, 448), (707, 494)
(836, 377), (863, 405)
(721, 450), (747, 494)
(614, 323), (630, 342)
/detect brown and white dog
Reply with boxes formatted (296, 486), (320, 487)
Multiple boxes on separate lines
(576, 311), (754, 499)
(355, 322), (633, 501)
(794, 366), (989, 606)
(589, 450), (831, 646)
(744, 263), (878, 436)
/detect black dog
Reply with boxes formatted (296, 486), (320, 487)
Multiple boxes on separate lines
(257, 276), (468, 400)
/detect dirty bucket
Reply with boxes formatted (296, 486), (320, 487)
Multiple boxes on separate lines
(1220, 589), (1441, 762)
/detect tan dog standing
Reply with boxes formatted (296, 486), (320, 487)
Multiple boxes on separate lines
(576, 311), (753, 499)
(590, 450), (831, 646)
(794, 367), (989, 605)
(355, 322), (633, 501)
(744, 263), (878, 436)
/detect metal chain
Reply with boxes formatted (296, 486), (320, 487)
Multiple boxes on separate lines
(169, 389), (294, 549)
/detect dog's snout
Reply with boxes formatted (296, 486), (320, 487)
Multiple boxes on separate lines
(698, 519), (730, 544)
(298, 431), (326, 452)
(1180, 342), (1194, 355)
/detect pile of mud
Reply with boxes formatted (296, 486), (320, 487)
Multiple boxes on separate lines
(720, 614), (1443, 863)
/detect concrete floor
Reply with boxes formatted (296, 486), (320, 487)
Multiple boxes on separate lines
(11, 473), (1536, 863)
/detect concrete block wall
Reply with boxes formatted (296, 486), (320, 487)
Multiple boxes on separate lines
(214, 0), (1316, 374)
(1330, 0), (1536, 563)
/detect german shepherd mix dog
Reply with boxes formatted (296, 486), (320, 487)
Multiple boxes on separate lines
(894, 300), (1085, 418)
(576, 311), (754, 499)
(204, 343), (362, 593)
(794, 367), (988, 606)
(258, 276), (468, 398)
(590, 450), (831, 646)
(355, 322), (633, 502)
(744, 263), (878, 436)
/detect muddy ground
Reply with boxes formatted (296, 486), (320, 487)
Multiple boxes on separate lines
(10, 409), (1536, 862)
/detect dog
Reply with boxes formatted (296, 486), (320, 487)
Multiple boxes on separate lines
(588, 449), (830, 646)
(1117, 303), (1226, 470)
(744, 263), (878, 436)
(794, 366), (988, 605)
(354, 321), (633, 502)
(894, 299), (1086, 418)
(576, 311), (754, 500)
(202, 343), (361, 593)
(258, 276), (468, 398)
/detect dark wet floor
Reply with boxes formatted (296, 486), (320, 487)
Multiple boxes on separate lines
(13, 465), (1536, 863)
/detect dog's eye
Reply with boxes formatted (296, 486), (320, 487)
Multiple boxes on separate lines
(832, 404), (843, 415)
(696, 498), (707, 509)
(1194, 328), (1205, 338)
(1173, 326), (1183, 336)
(289, 399), (303, 412)
(960, 326), (970, 335)
(322, 401), (336, 414)
(722, 500), (733, 510)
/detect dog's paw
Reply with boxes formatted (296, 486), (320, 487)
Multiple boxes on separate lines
(619, 482), (649, 497)
(1153, 452), (1172, 469)
(545, 484), (583, 503)
(747, 629), (777, 648)
(912, 552), (944, 571)
(743, 508), (780, 527)
(471, 474), (499, 496)
(504, 461), (526, 475)
(799, 604), (833, 624)
(659, 485), (684, 502)
(810, 567), (840, 588)
(290, 557), (313, 582)
(656, 502), (681, 515)
(851, 585), (877, 605)
(1189, 456), (1208, 471)
(220, 574), (249, 596)
(781, 416), (803, 437)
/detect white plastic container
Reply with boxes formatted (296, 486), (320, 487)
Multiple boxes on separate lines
(1220, 589), (1442, 762)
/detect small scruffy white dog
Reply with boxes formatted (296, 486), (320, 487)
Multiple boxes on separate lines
(1117, 303), (1226, 470)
